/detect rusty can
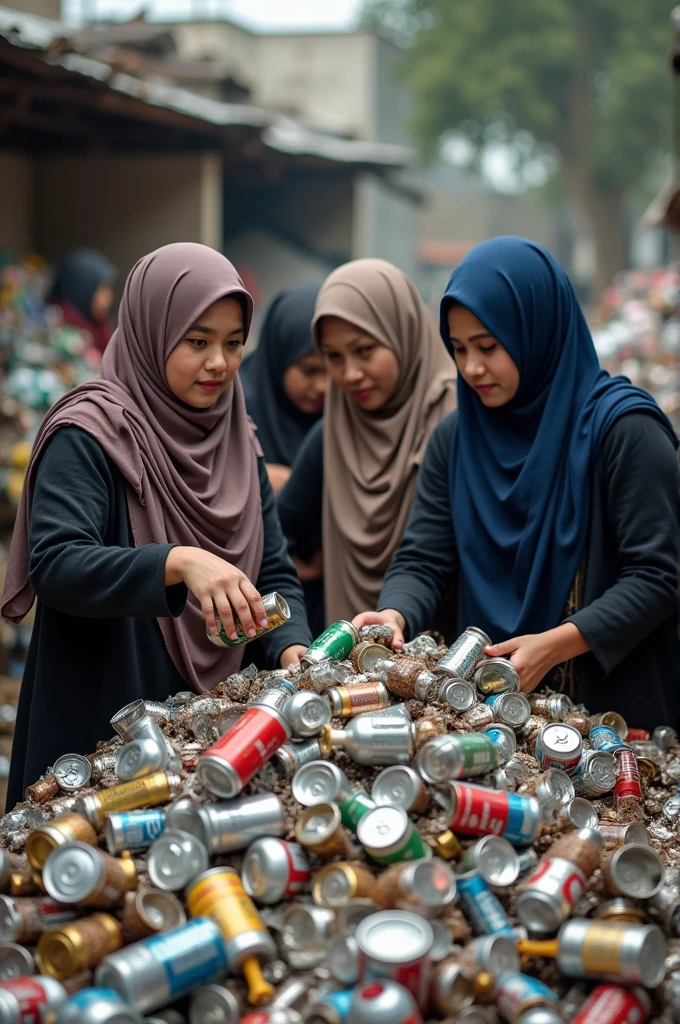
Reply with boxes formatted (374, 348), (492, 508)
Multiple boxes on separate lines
(37, 914), (124, 980)
(120, 888), (185, 944)
(26, 815), (98, 871)
(24, 775), (60, 804)
(0, 896), (75, 945)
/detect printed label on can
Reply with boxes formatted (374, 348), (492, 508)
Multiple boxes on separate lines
(591, 727), (627, 754)
(322, 989), (353, 1017)
(146, 919), (227, 996)
(457, 735), (498, 776)
(615, 751), (643, 801)
(580, 923), (625, 975)
(96, 775), (168, 814)
(522, 858), (587, 915)
(205, 708), (287, 786)
(457, 873), (514, 936)
(358, 951), (428, 1009)
(187, 873), (265, 940)
(495, 971), (558, 1019)
(0, 979), (49, 1024)
(343, 684), (386, 713)
(116, 811), (166, 849)
(503, 793), (540, 845)
(437, 631), (486, 680)
(282, 843), (311, 897)
(573, 984), (649, 1024)
(304, 623), (357, 663)
(450, 784), (510, 837)
(339, 792), (376, 830)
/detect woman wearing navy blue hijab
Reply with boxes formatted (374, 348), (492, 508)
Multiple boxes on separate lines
(354, 237), (679, 727)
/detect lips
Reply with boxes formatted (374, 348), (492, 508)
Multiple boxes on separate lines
(352, 388), (374, 402)
(474, 384), (495, 393)
(197, 380), (222, 391)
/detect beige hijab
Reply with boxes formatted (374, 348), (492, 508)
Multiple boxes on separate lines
(313, 258), (457, 623)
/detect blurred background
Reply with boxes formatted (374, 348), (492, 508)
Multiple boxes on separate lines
(0, 0), (679, 805)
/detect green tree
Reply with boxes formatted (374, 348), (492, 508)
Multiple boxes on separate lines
(362, 0), (672, 295)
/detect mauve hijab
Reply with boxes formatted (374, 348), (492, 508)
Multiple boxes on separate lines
(2, 242), (264, 692)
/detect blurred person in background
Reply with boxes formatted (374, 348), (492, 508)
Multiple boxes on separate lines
(50, 248), (117, 354)
(278, 258), (457, 633)
(240, 283), (325, 494)
(354, 237), (679, 730)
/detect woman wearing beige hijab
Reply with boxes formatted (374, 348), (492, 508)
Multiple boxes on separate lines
(277, 258), (457, 628)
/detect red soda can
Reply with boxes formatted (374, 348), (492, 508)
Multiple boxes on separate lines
(625, 729), (650, 742)
(196, 690), (291, 799)
(614, 751), (643, 802)
(572, 983), (650, 1024)
(447, 783), (541, 845)
(0, 977), (67, 1024)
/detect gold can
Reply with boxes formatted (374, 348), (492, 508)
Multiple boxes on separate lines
(37, 913), (123, 979)
(121, 888), (186, 943)
(312, 862), (375, 908)
(26, 814), (99, 871)
(325, 681), (389, 718)
(294, 803), (353, 860)
(25, 776), (60, 804)
(82, 772), (181, 828)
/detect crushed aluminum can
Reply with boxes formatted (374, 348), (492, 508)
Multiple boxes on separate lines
(371, 765), (430, 814)
(52, 755), (92, 792)
(147, 830), (210, 892)
(241, 838), (310, 904)
(355, 909), (433, 1011)
(281, 692), (332, 738)
(215, 704), (247, 737)
(473, 657), (520, 697)
(535, 768), (575, 813)
(460, 835), (520, 887)
(110, 700), (180, 773)
(572, 750), (617, 798)
(324, 932), (359, 986)
(292, 761), (353, 807)
(313, 862), (375, 908)
(604, 844), (665, 899)
(664, 794), (680, 821)
(652, 725), (676, 751)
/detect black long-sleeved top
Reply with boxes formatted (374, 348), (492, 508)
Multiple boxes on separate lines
(7, 427), (312, 810)
(379, 411), (679, 730)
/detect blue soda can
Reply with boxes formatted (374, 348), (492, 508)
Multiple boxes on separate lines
(456, 869), (515, 937)
(305, 987), (353, 1023)
(494, 970), (559, 1021)
(55, 988), (141, 1024)
(104, 810), (166, 855)
(95, 918), (228, 1014)
(590, 726), (630, 754)
(448, 782), (541, 846)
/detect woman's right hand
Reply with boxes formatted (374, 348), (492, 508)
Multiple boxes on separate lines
(351, 609), (406, 649)
(165, 546), (267, 640)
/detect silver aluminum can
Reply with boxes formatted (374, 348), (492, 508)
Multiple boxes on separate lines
(323, 716), (415, 766)
(430, 959), (475, 1016)
(0, 977), (67, 1023)
(483, 724), (517, 765)
(438, 678), (477, 711)
(516, 857), (588, 935)
(111, 699), (180, 773)
(355, 910), (433, 1011)
(347, 979), (421, 1024)
(143, 701), (175, 722)
(282, 692), (331, 738)
(417, 734), (497, 784)
(104, 810), (166, 855)
(163, 797), (198, 833)
(412, 671), (441, 702)
(596, 821), (650, 846)
(460, 835), (520, 887)
(54, 987), (138, 1024)
(557, 797), (598, 830)
(473, 658), (520, 696)
(191, 793), (286, 855)
(433, 627), (491, 681)
(0, 896), (75, 944)
(652, 725), (676, 750)
(535, 768), (574, 812)
(147, 829), (209, 892)
(292, 761), (353, 807)
(371, 765), (429, 814)
(572, 750), (617, 798)
(649, 885), (680, 935)
(428, 919), (454, 962)
(280, 903), (336, 953)
(115, 739), (167, 782)
(464, 933), (520, 975)
(664, 795), (680, 821)
(393, 859), (457, 918)
(0, 945), (34, 981)
(556, 919), (666, 987)
(337, 899), (380, 934)
(535, 724), (583, 774)
(52, 754), (92, 792)
(189, 983), (242, 1024)
(517, 1009), (562, 1024)
(215, 704), (247, 737)
(241, 838), (310, 904)
(325, 932), (359, 986)
(273, 738), (323, 778)
(371, 703), (412, 721)
(605, 844), (665, 899)
(487, 692), (531, 728)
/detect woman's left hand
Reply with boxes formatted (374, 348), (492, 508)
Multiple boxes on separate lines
(485, 623), (590, 694)
(280, 644), (307, 669)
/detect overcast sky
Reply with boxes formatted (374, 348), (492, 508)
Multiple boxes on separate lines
(63, 0), (364, 29)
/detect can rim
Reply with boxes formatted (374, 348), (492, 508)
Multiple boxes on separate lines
(355, 909), (434, 963)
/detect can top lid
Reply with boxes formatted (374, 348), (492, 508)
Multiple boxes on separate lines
(355, 910), (433, 962)
(115, 738), (165, 780)
(52, 754), (92, 792)
(0, 943), (34, 981)
(282, 692), (331, 734)
(43, 842), (103, 903)
(583, 750), (617, 789)
(296, 803), (342, 845)
(371, 765), (421, 808)
(493, 692), (531, 727)
(148, 829), (210, 892)
(189, 983), (241, 1023)
(292, 761), (351, 807)
(356, 805), (409, 851)
(416, 735), (463, 784)
(241, 837), (287, 899)
(537, 723), (583, 756)
(608, 843), (665, 898)
(357, 643), (392, 674)
(469, 835), (520, 887)
(564, 798), (598, 830)
(136, 888), (185, 930)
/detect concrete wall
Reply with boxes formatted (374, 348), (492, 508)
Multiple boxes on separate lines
(353, 173), (418, 280)
(172, 20), (257, 83)
(0, 153), (33, 253)
(3, 0), (60, 18)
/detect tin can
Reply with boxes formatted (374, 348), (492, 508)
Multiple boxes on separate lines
(356, 806), (430, 865)
(115, 739), (167, 782)
(355, 910), (433, 1010)
(556, 920), (666, 987)
(483, 725), (517, 765)
(196, 691), (291, 798)
(273, 738), (323, 778)
(417, 734), (498, 784)
(103, 810), (165, 856)
(301, 621), (359, 669)
(460, 836), (520, 887)
(485, 692), (531, 729)
(371, 766), (429, 815)
(281, 692), (331, 737)
(596, 821), (649, 846)
(280, 903), (336, 955)
(95, 918), (228, 1014)
(303, 988), (353, 1024)
(590, 712), (628, 740)
(456, 870), (514, 937)
(147, 829), (209, 893)
(438, 678), (478, 711)
(534, 724), (583, 774)
(0, 946), (33, 982)
(207, 592), (290, 648)
(338, 792), (376, 831)
(516, 858), (587, 935)
(572, 751), (617, 798)
(0, 976), (68, 1023)
(292, 761), (353, 807)
(43, 843), (137, 909)
(25, 775), (61, 805)
(242, 838), (310, 904)
(430, 958), (475, 1016)
(372, 859), (456, 918)
(533, 768), (575, 813)
(52, 755), (92, 792)
(590, 726), (629, 754)
(433, 628), (491, 681)
(594, 898), (646, 925)
(26, 814), (99, 871)
(185, 868), (276, 1005)
(54, 988), (141, 1024)
(604, 844), (665, 899)
(82, 772), (181, 829)
(460, 934), (520, 978)
(110, 700), (180, 773)
(120, 889), (186, 944)
(189, 983), (243, 1024)
(0, 896), (74, 946)
(557, 798), (598, 830)
(528, 694), (572, 722)
(648, 884), (680, 935)
(614, 750), (643, 803)
(473, 658), (520, 697)
(214, 704), (247, 737)
(494, 971), (559, 1023)
(446, 783), (541, 846)
(652, 725), (676, 750)
(325, 682), (389, 718)
(320, 717), (415, 766)
(37, 914), (123, 980)
(294, 803), (352, 860)
(185, 794), (286, 855)
(571, 984), (651, 1024)
(347, 979), (422, 1024)
(312, 863), (375, 908)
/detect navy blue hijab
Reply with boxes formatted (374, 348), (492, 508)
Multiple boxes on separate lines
(440, 237), (677, 641)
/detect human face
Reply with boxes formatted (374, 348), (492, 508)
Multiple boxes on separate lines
(91, 284), (114, 322)
(283, 352), (327, 414)
(318, 316), (400, 411)
(447, 305), (519, 407)
(165, 297), (245, 409)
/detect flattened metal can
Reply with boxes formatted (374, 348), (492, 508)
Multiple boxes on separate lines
(456, 870), (514, 937)
(447, 783), (541, 846)
(207, 592), (290, 648)
(355, 910), (433, 1011)
(534, 724), (583, 774)
(417, 735), (498, 784)
(300, 621), (359, 669)
(571, 984), (651, 1024)
(241, 838), (310, 904)
(356, 806), (430, 865)
(556, 919), (666, 987)
(433, 627), (491, 681)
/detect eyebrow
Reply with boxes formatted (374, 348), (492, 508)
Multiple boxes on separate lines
(449, 332), (494, 343)
(319, 334), (370, 351)
(187, 323), (244, 336)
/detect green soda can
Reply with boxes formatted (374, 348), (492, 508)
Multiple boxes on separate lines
(356, 805), (431, 865)
(207, 591), (290, 648)
(416, 734), (498, 784)
(300, 620), (359, 668)
(339, 791), (377, 831)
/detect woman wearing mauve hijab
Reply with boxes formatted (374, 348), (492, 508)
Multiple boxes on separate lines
(2, 243), (312, 809)
(355, 237), (679, 729)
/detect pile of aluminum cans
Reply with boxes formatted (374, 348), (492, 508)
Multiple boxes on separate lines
(0, 619), (679, 1024)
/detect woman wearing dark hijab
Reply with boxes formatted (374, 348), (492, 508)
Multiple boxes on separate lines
(50, 248), (118, 354)
(2, 243), (312, 809)
(355, 237), (679, 729)
(240, 283), (326, 494)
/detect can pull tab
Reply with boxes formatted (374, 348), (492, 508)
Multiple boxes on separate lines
(517, 939), (559, 959)
(243, 955), (275, 1005)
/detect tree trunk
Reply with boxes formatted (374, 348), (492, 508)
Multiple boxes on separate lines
(562, 160), (628, 300)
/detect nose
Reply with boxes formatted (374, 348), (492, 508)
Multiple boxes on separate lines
(343, 357), (363, 386)
(463, 350), (487, 380)
(205, 345), (227, 373)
